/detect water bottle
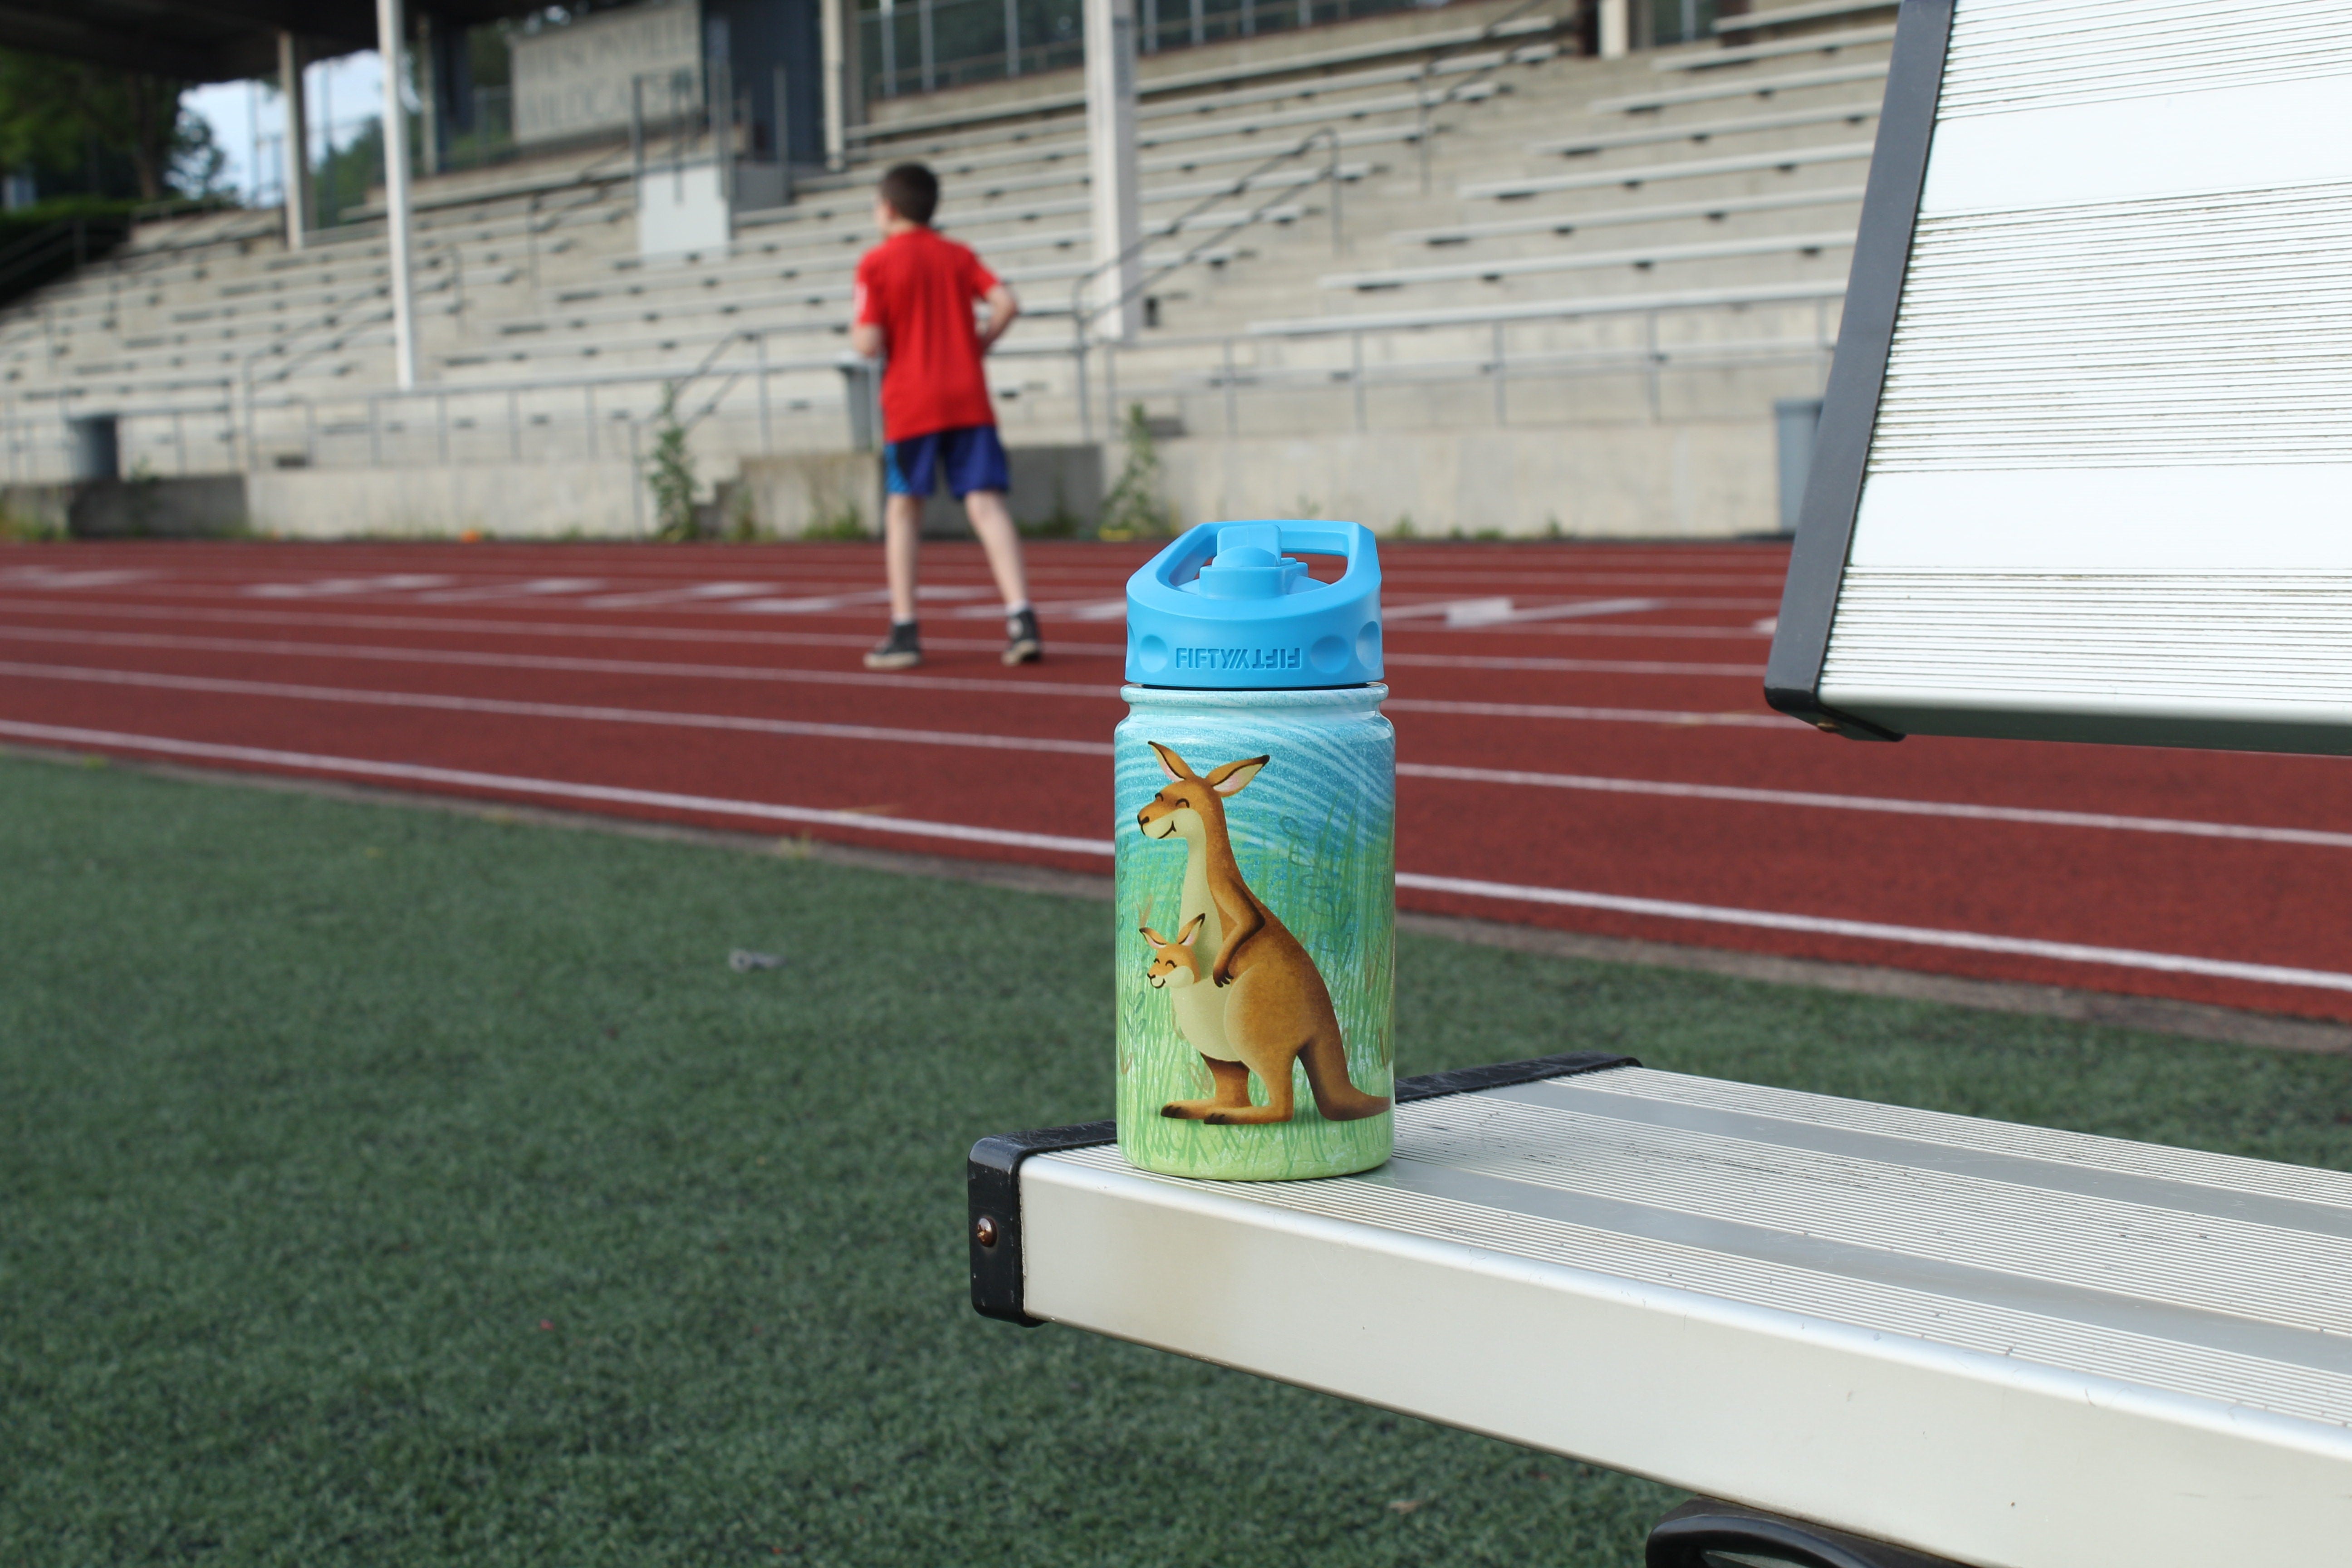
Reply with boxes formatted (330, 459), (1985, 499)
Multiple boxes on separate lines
(1115, 520), (1393, 1181)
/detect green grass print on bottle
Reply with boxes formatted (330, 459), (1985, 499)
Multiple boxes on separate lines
(1117, 522), (1395, 1181)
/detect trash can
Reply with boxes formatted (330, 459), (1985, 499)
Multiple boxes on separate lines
(1774, 397), (1823, 536)
(68, 413), (120, 483)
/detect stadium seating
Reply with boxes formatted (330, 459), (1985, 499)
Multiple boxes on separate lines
(0, 0), (1886, 533)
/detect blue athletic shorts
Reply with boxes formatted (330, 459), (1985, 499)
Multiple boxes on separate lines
(883, 425), (1009, 499)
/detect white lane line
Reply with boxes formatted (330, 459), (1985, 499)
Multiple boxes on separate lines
(0, 594), (1771, 651)
(0, 721), (1110, 858)
(1385, 596), (1666, 627)
(19, 661), (2347, 850)
(414, 578), (608, 604)
(10, 715), (2343, 994)
(0, 662), (1113, 756)
(1388, 653), (1762, 676)
(1392, 872), (2352, 995)
(1386, 697), (1791, 727)
(1396, 762), (2352, 850)
(0, 568), (154, 588)
(0, 625), (1782, 724)
(0, 625), (1116, 699)
(578, 582), (779, 609)
(245, 573), (455, 599)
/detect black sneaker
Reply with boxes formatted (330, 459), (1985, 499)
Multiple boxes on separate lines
(863, 621), (922, 671)
(1002, 607), (1042, 666)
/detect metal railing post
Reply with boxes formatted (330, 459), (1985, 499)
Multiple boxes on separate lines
(756, 331), (772, 449)
(1103, 341), (1119, 443)
(1005, 0), (1021, 76)
(919, 0), (936, 91)
(1329, 136), (1343, 254)
(1351, 332), (1366, 431)
(436, 392), (450, 461)
(1492, 321), (1507, 426)
(1646, 310), (1661, 421)
(627, 418), (645, 537)
(304, 399), (317, 467)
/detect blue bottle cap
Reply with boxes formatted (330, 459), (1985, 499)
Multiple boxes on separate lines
(1125, 519), (1383, 688)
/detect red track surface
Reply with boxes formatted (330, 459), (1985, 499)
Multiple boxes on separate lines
(7, 539), (2351, 1021)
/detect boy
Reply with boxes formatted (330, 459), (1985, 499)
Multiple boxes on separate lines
(851, 162), (1039, 671)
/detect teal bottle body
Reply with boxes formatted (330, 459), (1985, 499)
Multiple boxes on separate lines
(1116, 523), (1394, 1181)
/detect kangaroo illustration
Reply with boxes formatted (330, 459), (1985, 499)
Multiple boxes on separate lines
(1135, 741), (1390, 1126)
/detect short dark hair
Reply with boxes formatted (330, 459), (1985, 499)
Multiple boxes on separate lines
(878, 163), (940, 226)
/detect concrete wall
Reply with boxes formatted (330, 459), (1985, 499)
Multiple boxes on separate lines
(1154, 421), (1782, 538)
(231, 424), (1774, 540)
(250, 459), (643, 539)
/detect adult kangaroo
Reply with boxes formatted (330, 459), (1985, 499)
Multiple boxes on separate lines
(1135, 740), (1390, 1126)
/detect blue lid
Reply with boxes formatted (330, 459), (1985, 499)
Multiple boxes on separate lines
(1125, 519), (1382, 688)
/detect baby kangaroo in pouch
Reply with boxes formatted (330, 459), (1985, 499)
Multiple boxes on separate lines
(1136, 741), (1390, 1126)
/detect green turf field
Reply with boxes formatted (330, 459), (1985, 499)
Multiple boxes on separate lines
(6, 752), (2352, 1567)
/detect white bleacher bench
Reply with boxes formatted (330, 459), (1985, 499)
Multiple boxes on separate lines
(1322, 228), (1851, 291)
(1655, 22), (1898, 70)
(1251, 276), (1844, 336)
(1460, 141), (1875, 201)
(1532, 100), (1881, 158)
(1716, 0), (1897, 34)
(830, 44), (1554, 169)
(1392, 185), (1867, 248)
(914, 82), (1495, 179)
(976, 1), (2352, 1562)
(847, 16), (1558, 144)
(1594, 61), (1892, 115)
(735, 164), (1369, 235)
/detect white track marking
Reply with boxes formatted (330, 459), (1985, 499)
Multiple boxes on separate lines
(9, 714), (2345, 993)
(1386, 652), (1762, 676)
(1385, 697), (1792, 727)
(577, 582), (780, 609)
(1386, 596), (1666, 627)
(0, 662), (1114, 755)
(0, 625), (1117, 699)
(414, 578), (608, 604)
(0, 593), (1771, 648)
(245, 574), (454, 599)
(16, 661), (2348, 850)
(0, 567), (154, 588)
(727, 590), (895, 615)
(1395, 762), (2352, 849)
(0, 721), (1108, 858)
(0, 625), (1783, 723)
(1392, 872), (2352, 995)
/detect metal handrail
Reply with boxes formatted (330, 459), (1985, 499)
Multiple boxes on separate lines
(1411, 0), (1563, 191)
(1064, 123), (1346, 437)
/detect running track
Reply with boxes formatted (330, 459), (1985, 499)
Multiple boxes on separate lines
(6, 539), (2351, 1023)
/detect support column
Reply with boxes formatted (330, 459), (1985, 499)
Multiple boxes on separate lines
(821, 0), (862, 171)
(1598, 0), (1629, 59)
(277, 31), (311, 251)
(1083, 0), (1142, 341)
(377, 0), (420, 389)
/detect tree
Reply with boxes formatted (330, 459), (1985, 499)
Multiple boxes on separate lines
(0, 49), (213, 202)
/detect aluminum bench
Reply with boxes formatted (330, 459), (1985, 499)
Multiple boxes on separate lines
(979, 2), (2352, 1562)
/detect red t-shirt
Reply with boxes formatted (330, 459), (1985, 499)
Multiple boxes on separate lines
(853, 228), (1000, 443)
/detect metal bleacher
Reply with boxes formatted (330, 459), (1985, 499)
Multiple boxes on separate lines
(976, 4), (2352, 1564)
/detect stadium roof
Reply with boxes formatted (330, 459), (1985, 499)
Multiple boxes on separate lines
(0, 0), (546, 82)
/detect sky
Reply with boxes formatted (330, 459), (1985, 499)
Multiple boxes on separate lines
(184, 52), (388, 206)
